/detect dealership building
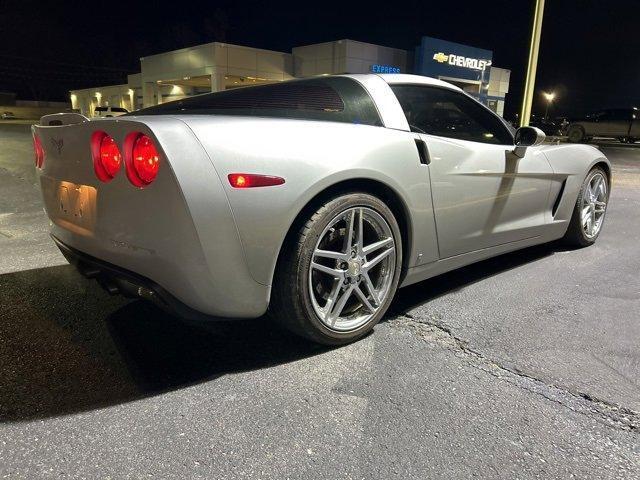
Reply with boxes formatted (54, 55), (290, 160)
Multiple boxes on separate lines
(71, 36), (510, 117)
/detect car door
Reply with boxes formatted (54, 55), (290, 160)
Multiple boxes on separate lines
(391, 84), (553, 258)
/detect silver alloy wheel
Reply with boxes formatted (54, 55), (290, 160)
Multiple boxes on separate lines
(308, 207), (396, 332)
(582, 172), (607, 238)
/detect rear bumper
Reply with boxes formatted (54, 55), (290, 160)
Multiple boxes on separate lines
(53, 235), (244, 322)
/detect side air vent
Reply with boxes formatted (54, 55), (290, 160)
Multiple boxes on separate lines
(552, 179), (567, 217)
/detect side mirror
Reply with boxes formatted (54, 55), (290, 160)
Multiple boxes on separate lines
(513, 126), (546, 157)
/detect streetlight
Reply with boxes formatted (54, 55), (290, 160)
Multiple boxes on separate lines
(543, 91), (555, 120)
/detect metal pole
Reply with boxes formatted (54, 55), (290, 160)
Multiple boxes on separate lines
(520, 0), (546, 127)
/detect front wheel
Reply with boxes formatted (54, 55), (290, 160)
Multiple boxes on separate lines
(271, 193), (402, 345)
(562, 167), (609, 247)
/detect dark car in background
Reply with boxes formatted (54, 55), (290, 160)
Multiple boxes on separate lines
(529, 115), (562, 137)
(568, 108), (639, 143)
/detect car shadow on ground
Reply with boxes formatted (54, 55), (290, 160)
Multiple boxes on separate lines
(0, 242), (563, 422)
(106, 301), (328, 393)
(0, 264), (328, 422)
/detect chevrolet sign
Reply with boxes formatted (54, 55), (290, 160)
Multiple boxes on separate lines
(432, 52), (491, 71)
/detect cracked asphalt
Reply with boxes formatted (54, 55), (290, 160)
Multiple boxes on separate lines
(0, 124), (639, 478)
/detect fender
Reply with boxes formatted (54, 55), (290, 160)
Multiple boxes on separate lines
(540, 143), (610, 224)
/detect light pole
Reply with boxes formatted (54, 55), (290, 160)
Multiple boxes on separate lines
(520, 0), (546, 126)
(543, 91), (555, 120)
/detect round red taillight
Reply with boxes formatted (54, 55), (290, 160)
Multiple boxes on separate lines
(99, 135), (122, 179)
(91, 131), (122, 182)
(33, 134), (44, 168)
(125, 133), (160, 187)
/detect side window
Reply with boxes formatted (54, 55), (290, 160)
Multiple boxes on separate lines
(135, 77), (383, 127)
(391, 85), (513, 145)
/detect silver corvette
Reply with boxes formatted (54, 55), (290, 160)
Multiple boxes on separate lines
(33, 74), (611, 345)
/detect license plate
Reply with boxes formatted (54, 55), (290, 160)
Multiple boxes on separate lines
(42, 177), (98, 235)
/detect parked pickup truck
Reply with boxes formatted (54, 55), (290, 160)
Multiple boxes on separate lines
(568, 108), (639, 143)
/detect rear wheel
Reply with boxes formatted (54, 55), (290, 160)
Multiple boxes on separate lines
(271, 193), (402, 345)
(562, 167), (609, 247)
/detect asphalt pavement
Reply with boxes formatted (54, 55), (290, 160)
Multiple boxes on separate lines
(0, 124), (638, 479)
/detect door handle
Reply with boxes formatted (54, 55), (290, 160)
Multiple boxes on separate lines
(414, 139), (430, 165)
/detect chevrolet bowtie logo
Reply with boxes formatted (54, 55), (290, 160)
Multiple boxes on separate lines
(433, 52), (449, 63)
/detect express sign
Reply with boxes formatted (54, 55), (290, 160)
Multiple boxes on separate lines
(371, 64), (401, 74)
(432, 52), (491, 71)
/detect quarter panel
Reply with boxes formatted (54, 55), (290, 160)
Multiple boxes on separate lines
(181, 115), (439, 286)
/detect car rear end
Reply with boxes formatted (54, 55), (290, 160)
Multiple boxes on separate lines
(32, 114), (269, 319)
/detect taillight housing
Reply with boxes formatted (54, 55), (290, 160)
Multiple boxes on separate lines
(228, 173), (285, 188)
(91, 131), (122, 182)
(33, 134), (44, 168)
(124, 132), (160, 187)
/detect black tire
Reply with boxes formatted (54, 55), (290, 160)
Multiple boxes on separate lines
(567, 125), (585, 143)
(270, 192), (403, 345)
(562, 167), (609, 247)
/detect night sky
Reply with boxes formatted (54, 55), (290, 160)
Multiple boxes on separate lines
(1, 0), (638, 119)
